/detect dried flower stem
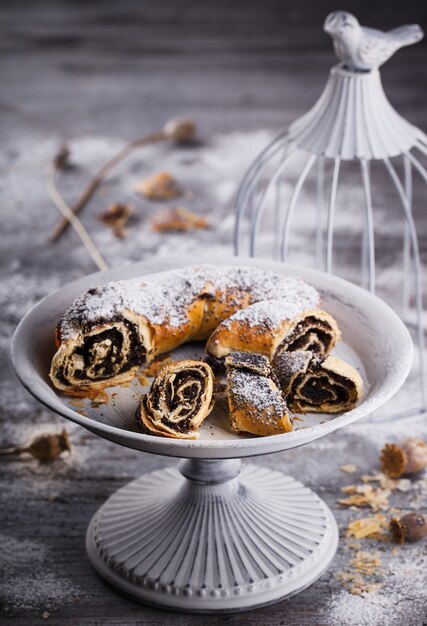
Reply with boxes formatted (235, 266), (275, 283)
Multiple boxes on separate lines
(48, 131), (167, 242)
(46, 166), (108, 271)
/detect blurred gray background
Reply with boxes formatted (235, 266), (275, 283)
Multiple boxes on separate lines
(1, 2), (427, 625)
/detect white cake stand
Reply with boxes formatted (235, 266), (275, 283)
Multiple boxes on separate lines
(11, 256), (412, 613)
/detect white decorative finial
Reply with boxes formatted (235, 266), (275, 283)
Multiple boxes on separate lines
(324, 11), (423, 71)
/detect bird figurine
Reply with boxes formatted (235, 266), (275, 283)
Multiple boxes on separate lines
(323, 11), (423, 71)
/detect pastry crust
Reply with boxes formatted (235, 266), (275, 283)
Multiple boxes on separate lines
(225, 352), (293, 436)
(207, 303), (340, 361)
(50, 265), (319, 394)
(136, 360), (214, 439)
(273, 350), (363, 414)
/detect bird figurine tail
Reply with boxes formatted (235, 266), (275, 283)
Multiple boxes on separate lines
(389, 24), (424, 48)
(324, 11), (424, 71)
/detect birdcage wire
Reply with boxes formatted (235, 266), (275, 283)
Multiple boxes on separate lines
(234, 63), (427, 421)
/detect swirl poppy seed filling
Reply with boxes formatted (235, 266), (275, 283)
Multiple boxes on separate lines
(206, 304), (339, 363)
(151, 370), (205, 432)
(54, 320), (146, 389)
(296, 374), (349, 406)
(136, 360), (214, 439)
(272, 350), (363, 414)
(276, 316), (338, 356)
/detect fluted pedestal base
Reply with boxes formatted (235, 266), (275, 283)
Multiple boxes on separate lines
(86, 460), (338, 613)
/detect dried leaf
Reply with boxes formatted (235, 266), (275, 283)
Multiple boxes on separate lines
(135, 171), (182, 200)
(151, 206), (209, 233)
(98, 202), (134, 238)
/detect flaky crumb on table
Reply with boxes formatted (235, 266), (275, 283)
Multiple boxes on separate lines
(345, 514), (389, 540)
(338, 484), (391, 511)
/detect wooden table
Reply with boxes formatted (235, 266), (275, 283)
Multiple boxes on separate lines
(1, 1), (426, 624)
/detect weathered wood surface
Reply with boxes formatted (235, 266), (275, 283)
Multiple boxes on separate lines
(1, 1), (427, 624)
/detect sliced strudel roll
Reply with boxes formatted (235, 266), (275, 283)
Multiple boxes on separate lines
(136, 360), (214, 439)
(50, 265), (318, 394)
(225, 352), (293, 436)
(272, 350), (363, 414)
(206, 301), (340, 362)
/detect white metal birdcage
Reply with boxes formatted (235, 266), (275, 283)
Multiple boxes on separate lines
(234, 13), (427, 420)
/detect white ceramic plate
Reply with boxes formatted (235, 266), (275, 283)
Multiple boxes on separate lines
(12, 256), (413, 459)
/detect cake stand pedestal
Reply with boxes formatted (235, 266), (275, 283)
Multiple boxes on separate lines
(11, 255), (413, 613)
(86, 459), (338, 612)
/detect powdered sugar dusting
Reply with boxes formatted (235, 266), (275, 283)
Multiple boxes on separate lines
(0, 534), (81, 612)
(273, 350), (312, 387)
(222, 294), (319, 330)
(329, 592), (396, 626)
(228, 369), (286, 418)
(59, 265), (319, 340)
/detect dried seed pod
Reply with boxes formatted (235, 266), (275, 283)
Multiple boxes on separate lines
(163, 117), (197, 143)
(0, 429), (71, 463)
(380, 438), (427, 478)
(390, 513), (427, 544)
(53, 144), (71, 170)
(26, 429), (71, 462)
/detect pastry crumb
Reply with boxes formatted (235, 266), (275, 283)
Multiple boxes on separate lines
(338, 484), (390, 511)
(339, 464), (358, 473)
(143, 355), (175, 377)
(361, 472), (413, 492)
(336, 551), (383, 596)
(136, 374), (150, 386)
(351, 550), (382, 575)
(77, 388), (110, 406)
(345, 514), (389, 540)
(68, 398), (85, 408)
